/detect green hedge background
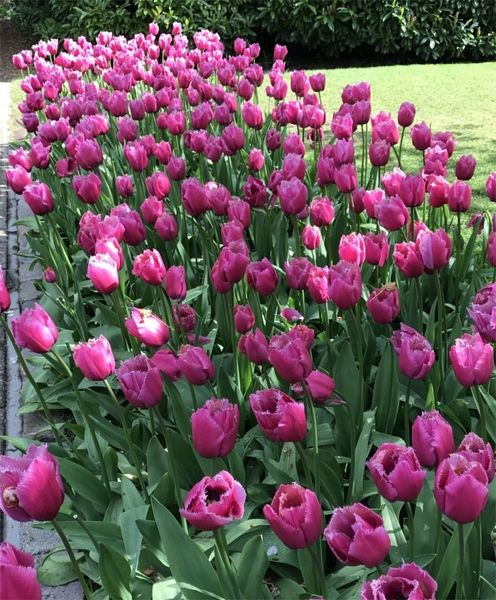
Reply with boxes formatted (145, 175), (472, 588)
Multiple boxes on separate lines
(6, 0), (496, 62)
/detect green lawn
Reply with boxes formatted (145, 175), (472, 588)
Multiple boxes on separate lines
(9, 62), (496, 210)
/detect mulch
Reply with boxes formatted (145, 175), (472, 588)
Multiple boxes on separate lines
(0, 19), (33, 82)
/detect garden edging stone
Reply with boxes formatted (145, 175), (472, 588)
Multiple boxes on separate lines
(0, 80), (83, 600)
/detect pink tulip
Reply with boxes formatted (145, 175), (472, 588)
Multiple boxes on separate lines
(428, 175), (449, 207)
(376, 195), (408, 231)
(263, 483), (322, 549)
(329, 261), (362, 310)
(361, 563), (437, 600)
(164, 265), (187, 301)
(125, 308), (170, 346)
(368, 140), (390, 167)
(399, 174), (425, 207)
(111, 204), (146, 246)
(278, 177), (308, 215)
(434, 453), (488, 523)
(397, 101), (416, 127)
(310, 196), (334, 226)
(239, 329), (269, 365)
(73, 335), (115, 380)
(339, 233), (366, 266)
(468, 283), (496, 342)
(324, 503), (391, 568)
(367, 284), (400, 325)
(411, 122), (431, 151)
(0, 542), (41, 600)
(458, 433), (494, 483)
(449, 332), (494, 387)
(22, 182), (54, 215)
(268, 332), (312, 383)
(72, 172), (101, 204)
(151, 348), (181, 382)
(301, 225), (321, 250)
(178, 344), (215, 386)
(334, 163), (357, 193)
(75, 138), (103, 170)
(234, 304), (255, 334)
(412, 410), (455, 468)
(132, 250), (166, 285)
(116, 355), (163, 408)
(0, 445), (63, 521)
(181, 177), (208, 217)
(180, 471), (245, 530)
(364, 233), (389, 267)
(0, 266), (11, 312)
(285, 257), (312, 290)
(485, 172), (496, 201)
(391, 323), (434, 380)
(94, 237), (124, 270)
(155, 211), (179, 241)
(191, 399), (239, 458)
(5, 165), (32, 194)
(304, 369), (336, 405)
(146, 171), (171, 200)
(249, 388), (306, 442)
(415, 228), (452, 271)
(393, 241), (424, 277)
(455, 154), (476, 180)
(87, 253), (119, 294)
(367, 443), (426, 502)
(447, 180), (472, 212)
(246, 258), (279, 297)
(12, 303), (58, 353)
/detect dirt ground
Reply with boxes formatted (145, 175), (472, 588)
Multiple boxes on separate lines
(0, 18), (32, 82)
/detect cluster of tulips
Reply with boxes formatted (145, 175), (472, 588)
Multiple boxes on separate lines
(1, 21), (496, 600)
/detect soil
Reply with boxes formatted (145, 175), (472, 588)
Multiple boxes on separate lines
(0, 18), (33, 82)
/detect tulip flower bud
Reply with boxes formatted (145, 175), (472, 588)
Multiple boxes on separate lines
(284, 257), (311, 290)
(486, 172), (496, 201)
(447, 180), (472, 213)
(125, 308), (170, 347)
(301, 225), (321, 250)
(364, 233), (389, 267)
(191, 398), (239, 458)
(304, 369), (336, 405)
(0, 445), (64, 521)
(73, 335), (115, 381)
(278, 177), (308, 215)
(449, 332), (494, 388)
(0, 542), (42, 600)
(151, 348), (181, 381)
(180, 471), (245, 530)
(87, 253), (119, 294)
(239, 329), (269, 364)
(391, 323), (434, 380)
(338, 233), (366, 266)
(72, 172), (102, 204)
(116, 355), (163, 408)
(0, 266), (11, 312)
(310, 197), (334, 227)
(178, 344), (215, 386)
(249, 388), (306, 442)
(11, 303), (58, 353)
(246, 258), (279, 297)
(434, 453), (488, 523)
(468, 283), (496, 342)
(5, 165), (32, 194)
(361, 563), (437, 600)
(415, 228), (452, 271)
(397, 101), (416, 127)
(455, 154), (476, 180)
(234, 304), (255, 334)
(132, 249), (166, 285)
(458, 433), (495, 483)
(263, 483), (322, 549)
(329, 260), (362, 310)
(368, 140), (390, 167)
(324, 503), (391, 567)
(146, 171), (171, 200)
(163, 265), (187, 301)
(376, 195), (409, 231)
(334, 163), (357, 193)
(412, 410), (455, 468)
(281, 307), (303, 322)
(116, 174), (134, 198)
(411, 122), (431, 151)
(367, 443), (426, 502)
(399, 174), (425, 207)
(268, 332), (312, 383)
(393, 241), (424, 278)
(248, 148), (264, 171)
(428, 175), (449, 207)
(22, 182), (54, 215)
(367, 284), (400, 325)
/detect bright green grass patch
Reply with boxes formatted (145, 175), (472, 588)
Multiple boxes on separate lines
(9, 77), (24, 140)
(311, 62), (496, 214)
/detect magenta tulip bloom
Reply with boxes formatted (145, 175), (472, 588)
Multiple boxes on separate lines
(376, 195), (409, 231)
(329, 261), (362, 310)
(449, 332), (494, 387)
(178, 344), (215, 386)
(22, 182), (54, 215)
(458, 433), (495, 483)
(246, 258), (279, 297)
(338, 233), (366, 266)
(391, 323), (435, 380)
(151, 348), (181, 382)
(268, 332), (312, 383)
(0, 445), (64, 521)
(0, 542), (42, 600)
(116, 355), (163, 408)
(468, 283), (496, 342)
(397, 101), (416, 127)
(181, 177), (208, 217)
(87, 253), (119, 294)
(72, 172), (101, 204)
(364, 233), (389, 267)
(399, 174), (425, 207)
(324, 503), (391, 568)
(367, 284), (400, 325)
(0, 266), (11, 312)
(447, 180), (472, 213)
(367, 443), (426, 502)
(415, 228), (452, 271)
(234, 304), (255, 334)
(263, 483), (322, 549)
(164, 265), (187, 301)
(393, 242), (424, 278)
(249, 388), (306, 442)
(285, 257), (312, 290)
(125, 308), (170, 347)
(155, 211), (178, 240)
(434, 453), (488, 523)
(411, 122), (431, 151)
(73, 335), (115, 380)
(132, 250), (166, 285)
(191, 398), (239, 458)
(486, 172), (496, 201)
(301, 225), (321, 250)
(239, 329), (269, 365)
(12, 303), (58, 353)
(180, 471), (245, 530)
(334, 163), (357, 193)
(361, 562), (437, 600)
(455, 154), (476, 181)
(310, 197), (334, 227)
(278, 177), (308, 215)
(304, 369), (336, 405)
(412, 410), (455, 468)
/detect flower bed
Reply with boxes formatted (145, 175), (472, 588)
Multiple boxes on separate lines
(1, 23), (496, 600)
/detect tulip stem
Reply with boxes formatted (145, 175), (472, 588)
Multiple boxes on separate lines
(293, 216), (301, 257)
(405, 502), (415, 560)
(0, 314), (63, 446)
(456, 523), (465, 600)
(434, 271), (445, 401)
(296, 442), (313, 487)
(472, 386), (488, 442)
(214, 528), (242, 598)
(104, 380), (149, 502)
(52, 519), (94, 600)
(404, 378), (412, 446)
(307, 543), (327, 598)
(302, 383), (320, 499)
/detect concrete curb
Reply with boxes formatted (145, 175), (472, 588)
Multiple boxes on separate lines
(1, 80), (83, 599)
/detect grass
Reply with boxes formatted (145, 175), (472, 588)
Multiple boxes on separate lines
(9, 61), (496, 210)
